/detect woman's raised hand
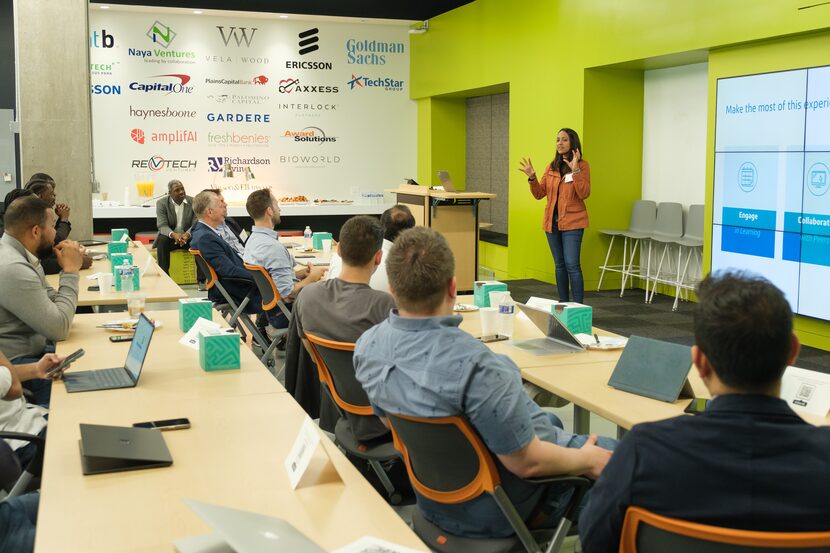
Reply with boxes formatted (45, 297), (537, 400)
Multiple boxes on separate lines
(518, 157), (536, 178)
(566, 149), (581, 171)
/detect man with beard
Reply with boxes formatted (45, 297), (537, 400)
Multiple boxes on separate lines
(155, 179), (196, 275)
(25, 179), (91, 274)
(0, 196), (83, 406)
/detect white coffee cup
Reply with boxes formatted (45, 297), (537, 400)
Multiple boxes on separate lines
(321, 239), (332, 254)
(97, 273), (113, 291)
(489, 291), (509, 308)
(480, 307), (499, 337)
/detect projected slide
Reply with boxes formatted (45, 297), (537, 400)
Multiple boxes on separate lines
(712, 65), (830, 321)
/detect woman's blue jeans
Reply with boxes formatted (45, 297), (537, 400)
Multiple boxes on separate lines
(545, 227), (585, 303)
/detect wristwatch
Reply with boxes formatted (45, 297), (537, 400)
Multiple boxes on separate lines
(527, 174), (536, 182)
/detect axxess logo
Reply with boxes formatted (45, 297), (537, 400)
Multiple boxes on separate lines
(130, 128), (197, 145)
(347, 74), (404, 92)
(278, 78), (338, 94)
(207, 156), (271, 172)
(217, 26), (258, 47)
(131, 156), (197, 171)
(298, 28), (320, 55)
(129, 74), (194, 95)
(147, 20), (176, 49)
(283, 127), (336, 144)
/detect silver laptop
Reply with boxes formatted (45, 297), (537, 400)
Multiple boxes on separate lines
(175, 500), (326, 553)
(513, 303), (587, 355)
(436, 170), (458, 192)
(63, 313), (155, 393)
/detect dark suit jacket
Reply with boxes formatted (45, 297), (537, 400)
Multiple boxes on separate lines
(190, 221), (260, 312)
(156, 195), (195, 241)
(579, 394), (830, 553)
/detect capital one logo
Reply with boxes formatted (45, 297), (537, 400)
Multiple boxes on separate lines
(146, 20), (176, 49)
(217, 26), (257, 47)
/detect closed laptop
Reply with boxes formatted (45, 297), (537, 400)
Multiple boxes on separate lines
(608, 335), (693, 403)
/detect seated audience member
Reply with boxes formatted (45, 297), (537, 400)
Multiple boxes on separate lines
(327, 204), (416, 292)
(0, 197), (83, 405)
(294, 215), (395, 441)
(202, 188), (247, 242)
(242, 190), (325, 328)
(354, 227), (615, 539)
(579, 272), (830, 553)
(155, 179), (195, 274)
(0, 491), (38, 553)
(24, 179), (90, 274)
(0, 189), (35, 238)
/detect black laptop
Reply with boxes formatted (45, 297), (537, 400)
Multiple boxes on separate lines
(63, 313), (155, 393)
(79, 423), (172, 475)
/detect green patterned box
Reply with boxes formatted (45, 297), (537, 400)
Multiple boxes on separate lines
(179, 298), (213, 332)
(474, 281), (508, 307)
(312, 232), (333, 249)
(199, 329), (241, 371)
(107, 241), (128, 259)
(551, 302), (593, 335)
(111, 228), (130, 242)
(110, 253), (133, 273)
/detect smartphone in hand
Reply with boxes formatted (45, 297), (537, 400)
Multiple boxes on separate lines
(46, 348), (85, 377)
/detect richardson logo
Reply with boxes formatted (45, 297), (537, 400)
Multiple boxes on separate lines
(130, 128), (197, 145)
(90, 62), (118, 76)
(279, 154), (342, 168)
(131, 155), (198, 171)
(207, 132), (270, 146)
(147, 20), (176, 48)
(347, 74), (404, 92)
(278, 78), (338, 94)
(207, 156), (271, 172)
(283, 126), (336, 144)
(204, 54), (269, 64)
(91, 83), (121, 95)
(217, 26), (257, 47)
(345, 38), (405, 65)
(207, 93), (269, 105)
(129, 105), (197, 119)
(298, 28), (320, 55)
(276, 103), (338, 118)
(206, 112), (271, 123)
(204, 75), (269, 86)
(129, 74), (194, 95)
(89, 29), (115, 49)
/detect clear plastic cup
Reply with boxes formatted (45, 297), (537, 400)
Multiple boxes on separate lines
(480, 307), (499, 337)
(127, 292), (145, 318)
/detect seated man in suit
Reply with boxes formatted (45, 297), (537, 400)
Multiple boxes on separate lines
(326, 204), (416, 292)
(579, 271), (830, 553)
(354, 227), (614, 539)
(242, 189), (325, 328)
(155, 179), (195, 275)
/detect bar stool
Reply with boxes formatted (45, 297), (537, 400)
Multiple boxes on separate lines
(598, 200), (658, 296)
(646, 202), (684, 304)
(670, 204), (704, 311)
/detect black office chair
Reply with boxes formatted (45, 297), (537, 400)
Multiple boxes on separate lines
(0, 431), (45, 499)
(386, 413), (590, 553)
(244, 263), (292, 371)
(304, 332), (404, 505)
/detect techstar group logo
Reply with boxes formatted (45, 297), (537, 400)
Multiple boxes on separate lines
(217, 26), (258, 47)
(131, 155), (197, 171)
(207, 156), (271, 172)
(130, 128), (197, 145)
(347, 74), (404, 92)
(283, 127), (336, 144)
(129, 74), (194, 95)
(147, 20), (176, 49)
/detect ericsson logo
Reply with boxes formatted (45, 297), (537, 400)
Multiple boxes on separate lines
(129, 74), (194, 95)
(283, 127), (336, 144)
(298, 28), (320, 55)
(91, 84), (121, 95)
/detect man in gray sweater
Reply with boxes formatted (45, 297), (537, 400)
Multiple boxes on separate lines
(0, 196), (83, 405)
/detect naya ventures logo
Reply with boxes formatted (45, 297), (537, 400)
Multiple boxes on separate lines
(208, 156), (271, 172)
(130, 21), (196, 63)
(130, 128), (197, 145)
(278, 77), (338, 94)
(204, 75), (269, 86)
(131, 155), (197, 171)
(89, 29), (115, 49)
(147, 20), (176, 48)
(217, 26), (258, 47)
(345, 38), (404, 65)
(347, 74), (404, 92)
(129, 74), (194, 95)
(283, 126), (336, 144)
(91, 83), (121, 95)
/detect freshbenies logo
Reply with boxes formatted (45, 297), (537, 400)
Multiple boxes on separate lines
(283, 127), (336, 144)
(347, 74), (403, 92)
(147, 20), (176, 49)
(278, 77), (338, 94)
(208, 156), (271, 172)
(217, 26), (258, 47)
(131, 156), (197, 172)
(129, 74), (194, 95)
(298, 28), (320, 55)
(345, 38), (404, 65)
(206, 112), (271, 123)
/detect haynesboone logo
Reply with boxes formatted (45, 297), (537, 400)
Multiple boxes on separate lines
(346, 38), (405, 65)
(298, 28), (320, 55)
(147, 20), (176, 48)
(91, 83), (121, 95)
(205, 75), (268, 86)
(217, 26), (258, 47)
(347, 74), (404, 92)
(283, 127), (336, 144)
(131, 156), (197, 171)
(129, 105), (196, 119)
(129, 74), (194, 95)
(130, 128), (197, 145)
(207, 156), (271, 172)
(207, 132), (270, 146)
(206, 112), (270, 123)
(278, 78), (338, 94)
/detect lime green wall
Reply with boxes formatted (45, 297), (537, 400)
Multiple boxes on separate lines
(416, 97), (466, 189)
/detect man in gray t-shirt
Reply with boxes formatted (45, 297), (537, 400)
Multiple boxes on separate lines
(294, 216), (395, 441)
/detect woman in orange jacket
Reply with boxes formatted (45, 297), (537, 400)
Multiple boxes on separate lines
(519, 128), (590, 303)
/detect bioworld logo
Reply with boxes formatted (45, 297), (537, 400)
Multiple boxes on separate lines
(131, 128), (197, 145)
(147, 21), (176, 49)
(278, 154), (341, 168)
(129, 74), (194, 95)
(91, 83), (121, 95)
(298, 28), (320, 55)
(345, 38), (404, 65)
(217, 26), (258, 47)
(207, 156), (271, 172)
(89, 29), (115, 49)
(278, 78), (338, 94)
(347, 74), (404, 92)
(283, 127), (336, 144)
(131, 156), (197, 171)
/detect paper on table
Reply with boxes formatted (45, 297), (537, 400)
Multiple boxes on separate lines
(179, 317), (223, 350)
(526, 296), (559, 312)
(780, 366), (830, 417)
(331, 536), (425, 553)
(575, 333), (628, 349)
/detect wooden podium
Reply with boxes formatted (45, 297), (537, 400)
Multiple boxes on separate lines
(387, 185), (495, 292)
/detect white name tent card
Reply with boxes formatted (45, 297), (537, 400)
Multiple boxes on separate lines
(780, 366), (830, 417)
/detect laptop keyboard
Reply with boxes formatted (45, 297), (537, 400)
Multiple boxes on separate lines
(93, 368), (133, 388)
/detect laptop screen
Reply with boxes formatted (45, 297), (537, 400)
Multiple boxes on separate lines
(517, 303), (583, 348)
(125, 314), (154, 382)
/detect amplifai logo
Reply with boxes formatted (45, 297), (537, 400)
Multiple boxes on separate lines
(204, 75), (268, 86)
(130, 128), (197, 145)
(91, 83), (121, 95)
(283, 127), (336, 144)
(347, 74), (404, 92)
(129, 74), (194, 95)
(131, 155), (197, 171)
(207, 156), (270, 172)
(278, 77), (338, 94)
(345, 38), (404, 65)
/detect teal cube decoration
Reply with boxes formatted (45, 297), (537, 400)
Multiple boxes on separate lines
(199, 329), (241, 371)
(474, 281), (508, 308)
(312, 232), (333, 250)
(551, 302), (593, 335)
(107, 241), (128, 259)
(110, 253), (133, 274)
(111, 228), (130, 242)
(179, 299), (213, 332)
(114, 264), (141, 292)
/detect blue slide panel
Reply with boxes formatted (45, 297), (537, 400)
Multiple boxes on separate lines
(720, 224), (775, 258)
(801, 233), (830, 267)
(783, 232), (801, 262)
(722, 207), (776, 231)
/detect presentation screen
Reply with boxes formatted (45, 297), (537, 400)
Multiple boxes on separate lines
(713, 66), (830, 321)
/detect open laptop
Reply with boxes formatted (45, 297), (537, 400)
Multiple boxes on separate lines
(174, 500), (326, 553)
(436, 170), (459, 192)
(79, 423), (173, 475)
(513, 303), (587, 355)
(63, 313), (155, 393)
(607, 335), (694, 403)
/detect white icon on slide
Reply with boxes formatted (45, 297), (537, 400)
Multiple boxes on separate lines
(808, 163), (829, 197)
(738, 162), (757, 192)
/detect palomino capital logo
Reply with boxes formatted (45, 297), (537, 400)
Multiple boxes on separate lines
(217, 26), (258, 47)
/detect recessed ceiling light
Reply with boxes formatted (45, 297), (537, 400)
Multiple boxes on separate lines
(279, 15), (288, 18)
(193, 10), (203, 14)
(100, 5), (109, 8)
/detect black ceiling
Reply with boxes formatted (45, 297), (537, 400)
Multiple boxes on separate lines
(89, 0), (475, 21)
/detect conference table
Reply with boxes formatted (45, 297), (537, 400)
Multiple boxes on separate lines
(36, 309), (427, 552)
(45, 241), (187, 307)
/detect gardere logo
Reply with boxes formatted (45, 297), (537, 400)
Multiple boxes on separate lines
(283, 127), (336, 144)
(217, 26), (258, 47)
(129, 74), (194, 95)
(131, 128), (198, 145)
(206, 112), (271, 123)
(131, 156), (197, 171)
(91, 84), (121, 95)
(345, 39), (404, 65)
(89, 29), (115, 49)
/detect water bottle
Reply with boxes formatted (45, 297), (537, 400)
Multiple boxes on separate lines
(303, 225), (313, 250)
(498, 292), (515, 337)
(119, 260), (134, 293)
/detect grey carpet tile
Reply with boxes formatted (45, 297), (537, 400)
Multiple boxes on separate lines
(629, 312), (694, 325)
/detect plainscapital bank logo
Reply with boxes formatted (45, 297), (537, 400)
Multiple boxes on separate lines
(345, 38), (404, 65)
(278, 77), (338, 94)
(208, 156), (271, 172)
(205, 75), (269, 86)
(129, 74), (194, 95)
(130, 128), (197, 145)
(131, 155), (197, 171)
(217, 26), (258, 47)
(207, 93), (270, 105)
(347, 74), (404, 92)
(91, 83), (121, 95)
(283, 126), (336, 144)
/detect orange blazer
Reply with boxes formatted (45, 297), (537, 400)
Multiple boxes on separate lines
(528, 159), (590, 232)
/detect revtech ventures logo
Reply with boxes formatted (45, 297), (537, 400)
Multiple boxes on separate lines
(347, 74), (404, 92)
(283, 127), (336, 144)
(89, 29), (115, 49)
(129, 74), (194, 95)
(345, 38), (404, 65)
(130, 128), (197, 145)
(207, 156), (271, 172)
(278, 77), (338, 94)
(131, 155), (197, 171)
(206, 112), (271, 123)
(91, 83), (121, 95)
(147, 20), (176, 48)
(204, 75), (269, 86)
(217, 26), (258, 47)
(298, 28), (320, 55)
